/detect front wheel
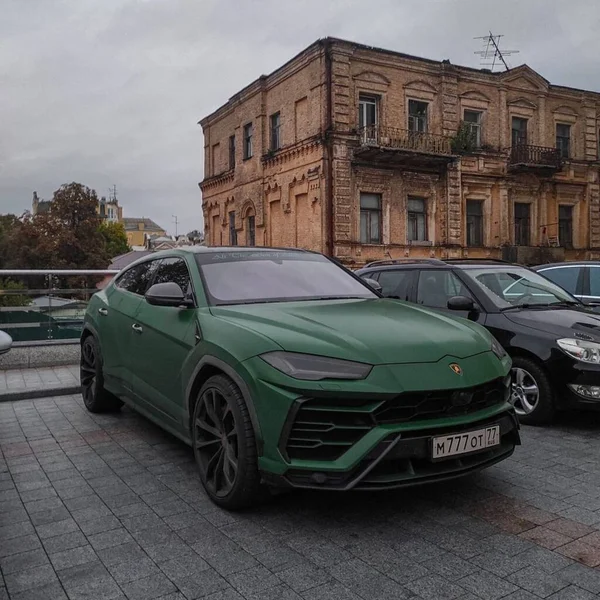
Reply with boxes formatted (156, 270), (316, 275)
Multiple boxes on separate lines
(510, 356), (555, 425)
(192, 374), (264, 510)
(80, 336), (123, 413)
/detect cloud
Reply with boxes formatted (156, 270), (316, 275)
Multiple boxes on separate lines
(1, 0), (598, 234)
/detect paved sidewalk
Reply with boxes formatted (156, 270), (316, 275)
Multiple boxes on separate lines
(1, 395), (600, 599)
(0, 366), (81, 402)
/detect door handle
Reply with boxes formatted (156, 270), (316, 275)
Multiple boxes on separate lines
(132, 324), (143, 333)
(98, 308), (108, 316)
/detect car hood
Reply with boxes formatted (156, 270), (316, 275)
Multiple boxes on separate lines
(210, 298), (492, 365)
(504, 306), (600, 341)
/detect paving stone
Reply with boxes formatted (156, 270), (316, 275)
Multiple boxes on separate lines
(406, 574), (465, 599)
(519, 526), (574, 550)
(459, 570), (520, 600)
(469, 550), (525, 577)
(523, 547), (574, 574)
(556, 540), (600, 567)
(108, 555), (161, 584)
(507, 566), (569, 598)
(545, 519), (595, 540)
(42, 530), (88, 554)
(557, 563), (600, 594)
(168, 567), (229, 599)
(0, 549), (49, 575)
(301, 581), (362, 600)
(9, 582), (68, 600)
(88, 527), (134, 551)
(0, 534), (42, 558)
(35, 516), (79, 539)
(49, 544), (97, 570)
(4, 564), (58, 595)
(279, 563), (332, 593)
(547, 586), (597, 600)
(228, 565), (281, 595)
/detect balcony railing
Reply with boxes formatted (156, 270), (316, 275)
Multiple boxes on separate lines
(0, 270), (118, 344)
(358, 126), (453, 156)
(509, 144), (563, 170)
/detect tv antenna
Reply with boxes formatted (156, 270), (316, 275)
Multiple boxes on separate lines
(474, 32), (519, 72)
(172, 214), (179, 237)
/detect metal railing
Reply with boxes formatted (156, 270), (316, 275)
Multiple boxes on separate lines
(0, 270), (119, 344)
(358, 125), (453, 155)
(509, 144), (562, 169)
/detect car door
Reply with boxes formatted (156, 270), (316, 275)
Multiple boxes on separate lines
(371, 269), (415, 300)
(128, 256), (197, 428)
(100, 260), (160, 393)
(535, 265), (583, 299)
(414, 269), (481, 321)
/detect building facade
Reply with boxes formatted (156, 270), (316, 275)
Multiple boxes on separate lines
(122, 217), (167, 248)
(200, 38), (600, 266)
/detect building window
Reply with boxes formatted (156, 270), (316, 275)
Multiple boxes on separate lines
(243, 123), (253, 159)
(359, 193), (381, 244)
(556, 124), (571, 159)
(559, 205), (573, 248)
(358, 95), (378, 130)
(270, 112), (281, 151)
(466, 200), (484, 247)
(229, 211), (237, 246)
(228, 135), (236, 169)
(464, 110), (482, 147)
(407, 197), (427, 242)
(514, 202), (531, 246)
(408, 100), (428, 133)
(511, 117), (528, 147)
(247, 215), (255, 246)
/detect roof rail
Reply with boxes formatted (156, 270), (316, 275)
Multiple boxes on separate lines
(444, 258), (512, 264)
(363, 258), (446, 268)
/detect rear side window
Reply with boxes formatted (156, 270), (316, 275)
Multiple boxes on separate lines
(376, 270), (414, 300)
(589, 267), (600, 297)
(539, 266), (580, 295)
(152, 258), (192, 296)
(416, 270), (473, 309)
(115, 261), (159, 296)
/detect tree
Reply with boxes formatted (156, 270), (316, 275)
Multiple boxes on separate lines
(0, 279), (31, 307)
(98, 221), (130, 259)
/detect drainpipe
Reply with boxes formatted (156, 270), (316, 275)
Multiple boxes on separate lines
(324, 39), (334, 257)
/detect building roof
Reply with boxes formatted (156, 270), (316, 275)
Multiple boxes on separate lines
(122, 217), (165, 232)
(109, 250), (154, 270)
(200, 37), (600, 126)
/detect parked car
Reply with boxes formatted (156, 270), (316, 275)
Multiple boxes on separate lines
(0, 330), (12, 355)
(81, 247), (518, 509)
(532, 262), (600, 311)
(357, 258), (600, 425)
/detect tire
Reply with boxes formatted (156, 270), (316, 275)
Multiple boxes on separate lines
(80, 335), (123, 413)
(192, 374), (263, 510)
(510, 356), (555, 425)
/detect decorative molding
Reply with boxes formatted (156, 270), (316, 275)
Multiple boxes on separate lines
(261, 136), (323, 167)
(352, 70), (391, 86)
(552, 105), (579, 116)
(240, 199), (256, 219)
(404, 79), (438, 94)
(507, 97), (538, 110)
(199, 169), (234, 191)
(459, 90), (491, 103)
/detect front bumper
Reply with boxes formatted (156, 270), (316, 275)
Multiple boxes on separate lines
(548, 352), (600, 411)
(263, 410), (520, 491)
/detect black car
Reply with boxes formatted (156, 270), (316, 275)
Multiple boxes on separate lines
(356, 258), (600, 424)
(532, 262), (600, 312)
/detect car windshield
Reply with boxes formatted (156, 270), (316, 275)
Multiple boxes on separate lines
(196, 250), (377, 306)
(462, 266), (580, 310)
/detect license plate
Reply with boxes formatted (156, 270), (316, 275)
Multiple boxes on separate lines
(432, 425), (500, 460)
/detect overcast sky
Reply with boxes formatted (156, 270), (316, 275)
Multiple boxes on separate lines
(1, 0), (598, 235)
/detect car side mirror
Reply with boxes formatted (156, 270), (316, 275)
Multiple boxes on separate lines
(145, 282), (194, 308)
(361, 277), (382, 293)
(447, 295), (476, 312)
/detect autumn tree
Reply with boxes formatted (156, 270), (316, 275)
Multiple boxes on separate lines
(99, 221), (130, 259)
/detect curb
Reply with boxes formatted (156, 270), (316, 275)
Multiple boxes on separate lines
(0, 386), (82, 402)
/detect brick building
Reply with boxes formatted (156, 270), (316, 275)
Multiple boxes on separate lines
(199, 38), (600, 266)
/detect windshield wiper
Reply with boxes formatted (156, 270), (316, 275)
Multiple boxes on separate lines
(500, 300), (579, 312)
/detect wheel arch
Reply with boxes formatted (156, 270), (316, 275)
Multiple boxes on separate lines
(185, 356), (264, 455)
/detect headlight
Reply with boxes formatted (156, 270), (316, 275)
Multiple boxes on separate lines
(260, 351), (372, 381)
(490, 337), (507, 360)
(557, 338), (600, 363)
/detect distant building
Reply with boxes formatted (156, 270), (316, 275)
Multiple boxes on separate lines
(122, 217), (166, 247)
(200, 37), (600, 266)
(31, 192), (51, 215)
(31, 191), (123, 223)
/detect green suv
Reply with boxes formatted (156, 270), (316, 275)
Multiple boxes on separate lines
(81, 247), (519, 509)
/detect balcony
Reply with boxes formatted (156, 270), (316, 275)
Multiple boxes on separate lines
(508, 144), (563, 175)
(354, 126), (455, 171)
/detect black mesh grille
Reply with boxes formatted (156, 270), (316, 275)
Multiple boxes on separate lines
(283, 378), (508, 462)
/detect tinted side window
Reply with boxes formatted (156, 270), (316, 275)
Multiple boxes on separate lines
(589, 267), (600, 297)
(539, 267), (580, 295)
(376, 270), (413, 300)
(115, 261), (159, 296)
(416, 270), (473, 309)
(152, 258), (192, 296)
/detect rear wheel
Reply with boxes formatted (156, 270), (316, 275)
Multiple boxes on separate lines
(510, 356), (555, 425)
(192, 374), (263, 510)
(80, 336), (123, 413)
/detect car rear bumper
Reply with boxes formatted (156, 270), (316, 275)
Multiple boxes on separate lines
(262, 410), (520, 491)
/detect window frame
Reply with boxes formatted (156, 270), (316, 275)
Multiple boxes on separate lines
(247, 215), (256, 246)
(558, 204), (573, 249)
(415, 268), (476, 312)
(150, 256), (196, 305)
(269, 112), (281, 151)
(514, 202), (531, 246)
(228, 134), (236, 169)
(408, 99), (428, 133)
(466, 200), (484, 247)
(359, 192), (382, 245)
(114, 259), (161, 297)
(511, 117), (528, 147)
(463, 110), (483, 147)
(537, 265), (583, 298)
(407, 196), (428, 243)
(243, 123), (253, 160)
(556, 123), (571, 159)
(228, 210), (237, 246)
